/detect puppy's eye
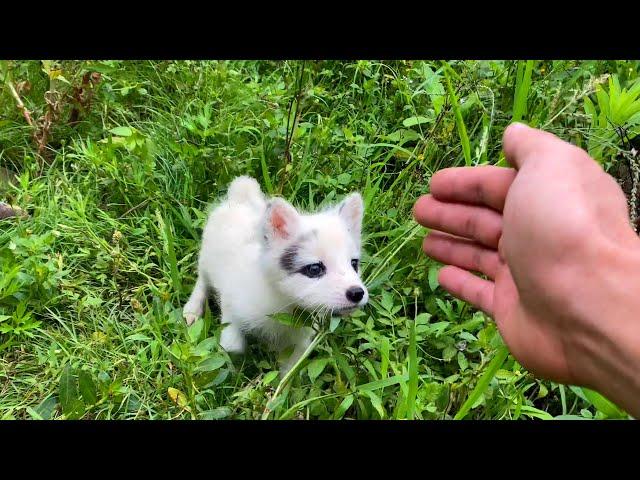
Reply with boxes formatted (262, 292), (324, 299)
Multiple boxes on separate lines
(351, 259), (359, 271)
(300, 262), (326, 278)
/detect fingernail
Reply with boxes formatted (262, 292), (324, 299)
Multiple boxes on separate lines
(508, 122), (528, 131)
(504, 122), (529, 144)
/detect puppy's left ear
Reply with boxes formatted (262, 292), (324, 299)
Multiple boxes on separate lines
(337, 192), (364, 241)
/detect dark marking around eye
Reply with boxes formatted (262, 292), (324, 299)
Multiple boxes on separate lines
(280, 245), (299, 273)
(351, 259), (359, 271)
(278, 231), (320, 275)
(299, 262), (326, 279)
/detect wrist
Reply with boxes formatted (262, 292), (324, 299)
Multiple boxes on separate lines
(571, 230), (640, 417)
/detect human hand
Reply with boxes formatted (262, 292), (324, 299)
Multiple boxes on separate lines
(414, 123), (640, 416)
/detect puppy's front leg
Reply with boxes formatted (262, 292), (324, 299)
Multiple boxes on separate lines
(219, 313), (247, 355)
(183, 274), (208, 326)
(279, 329), (314, 377)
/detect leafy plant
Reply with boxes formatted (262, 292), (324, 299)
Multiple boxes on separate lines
(584, 74), (640, 162)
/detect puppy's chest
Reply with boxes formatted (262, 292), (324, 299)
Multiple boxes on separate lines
(220, 272), (289, 315)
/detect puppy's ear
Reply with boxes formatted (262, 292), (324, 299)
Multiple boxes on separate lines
(337, 192), (364, 241)
(264, 198), (301, 243)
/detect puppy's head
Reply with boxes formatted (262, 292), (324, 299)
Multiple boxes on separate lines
(262, 193), (368, 315)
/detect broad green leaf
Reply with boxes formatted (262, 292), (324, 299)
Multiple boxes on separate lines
(442, 346), (456, 362)
(200, 407), (231, 420)
(78, 370), (98, 406)
(581, 387), (626, 418)
(428, 265), (439, 291)
(271, 309), (313, 328)
(361, 390), (385, 419)
(211, 369), (230, 386)
(195, 355), (226, 373)
(34, 396), (58, 420)
(26, 407), (44, 420)
(329, 316), (341, 332)
(537, 383), (549, 399)
(583, 96), (596, 125)
(272, 312), (295, 326)
(194, 337), (218, 356)
(457, 351), (468, 371)
(519, 405), (553, 420)
(263, 371), (279, 386)
(458, 331), (477, 342)
(333, 394), (354, 419)
(308, 358), (330, 383)
(187, 316), (204, 343)
(382, 129), (420, 144)
(59, 365), (82, 417)
(470, 393), (485, 409)
(337, 173), (351, 185)
(569, 385), (589, 402)
(403, 116), (432, 127)
(109, 126), (133, 137)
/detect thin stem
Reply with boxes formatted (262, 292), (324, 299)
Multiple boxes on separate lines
(262, 330), (327, 419)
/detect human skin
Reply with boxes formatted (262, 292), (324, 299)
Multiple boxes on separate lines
(413, 122), (640, 418)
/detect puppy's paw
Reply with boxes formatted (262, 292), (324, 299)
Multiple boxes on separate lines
(183, 311), (199, 326)
(220, 324), (247, 355)
(183, 299), (204, 326)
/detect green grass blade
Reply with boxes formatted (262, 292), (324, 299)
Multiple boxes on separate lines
(512, 60), (535, 122)
(443, 65), (472, 166)
(454, 345), (509, 420)
(405, 318), (419, 419)
(156, 209), (182, 296)
(580, 387), (627, 418)
(278, 393), (340, 420)
(559, 384), (567, 415)
(260, 137), (273, 195)
(356, 374), (409, 392)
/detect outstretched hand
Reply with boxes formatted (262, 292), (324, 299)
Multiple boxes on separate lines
(414, 123), (640, 416)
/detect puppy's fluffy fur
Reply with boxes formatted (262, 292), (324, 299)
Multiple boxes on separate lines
(183, 176), (368, 373)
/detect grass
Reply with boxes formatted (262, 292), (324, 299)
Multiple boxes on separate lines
(0, 60), (637, 420)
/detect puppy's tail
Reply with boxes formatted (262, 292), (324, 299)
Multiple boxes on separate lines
(227, 176), (266, 210)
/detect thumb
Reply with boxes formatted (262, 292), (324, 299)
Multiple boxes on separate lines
(502, 122), (576, 170)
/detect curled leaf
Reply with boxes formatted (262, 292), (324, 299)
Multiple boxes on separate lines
(167, 387), (189, 409)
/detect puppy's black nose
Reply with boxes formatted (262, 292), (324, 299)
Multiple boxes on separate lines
(346, 286), (364, 303)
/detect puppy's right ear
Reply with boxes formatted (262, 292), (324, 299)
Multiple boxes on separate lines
(337, 192), (364, 239)
(263, 198), (301, 243)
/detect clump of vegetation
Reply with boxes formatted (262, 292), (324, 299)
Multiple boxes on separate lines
(0, 60), (636, 420)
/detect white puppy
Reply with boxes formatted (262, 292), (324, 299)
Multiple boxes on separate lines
(183, 176), (368, 374)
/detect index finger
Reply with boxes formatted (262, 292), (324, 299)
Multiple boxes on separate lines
(429, 166), (516, 212)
